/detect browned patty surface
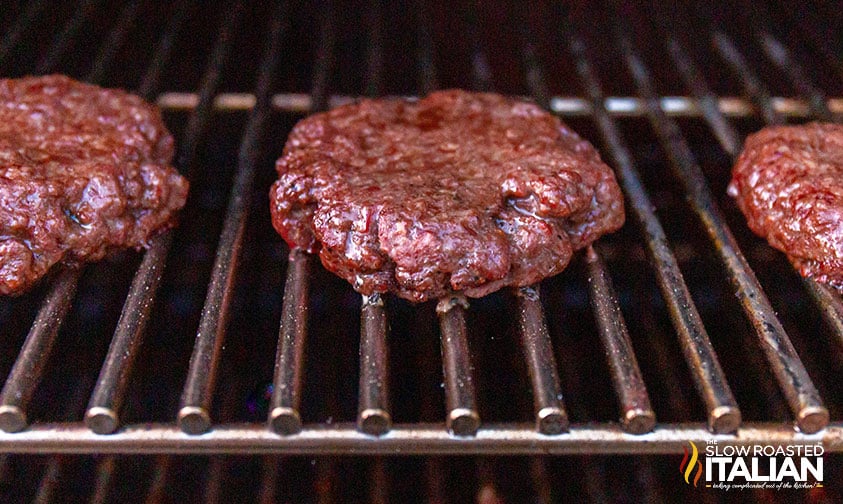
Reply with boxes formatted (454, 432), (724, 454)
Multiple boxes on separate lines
(729, 122), (843, 286)
(270, 90), (624, 302)
(0, 75), (189, 295)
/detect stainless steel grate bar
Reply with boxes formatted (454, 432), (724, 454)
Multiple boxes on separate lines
(178, 2), (284, 434)
(414, 0), (438, 94)
(35, 0), (104, 75)
(202, 456), (226, 504)
(478, 20), (569, 437)
(257, 456), (280, 504)
(33, 455), (62, 504)
(777, 4), (843, 79)
(269, 250), (311, 435)
(617, 23), (828, 433)
(354, 2), (391, 437)
(584, 248), (656, 434)
(369, 457), (388, 504)
(138, 1), (197, 106)
(267, 1), (338, 436)
(358, 294), (391, 435)
(437, 298), (480, 436)
(315, 459), (337, 504)
(566, 26), (741, 433)
(90, 455), (116, 504)
(85, 1), (231, 435)
(309, 1), (335, 115)
(86, 0), (141, 84)
(759, 31), (836, 123)
(803, 281), (843, 350)
(665, 38), (742, 158)
(704, 29), (843, 354)
(84, 234), (172, 434)
(0, 0), (134, 434)
(529, 458), (553, 504)
(520, 26), (656, 435)
(712, 32), (779, 126)
(364, 0), (384, 97)
(0, 0), (46, 67)
(465, 7), (492, 93)
(0, 268), (81, 432)
(515, 287), (568, 435)
(144, 455), (171, 503)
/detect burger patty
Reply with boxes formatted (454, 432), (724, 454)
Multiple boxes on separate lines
(728, 122), (843, 287)
(0, 75), (189, 295)
(270, 90), (624, 302)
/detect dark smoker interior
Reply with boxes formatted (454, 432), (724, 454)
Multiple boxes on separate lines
(0, 0), (841, 502)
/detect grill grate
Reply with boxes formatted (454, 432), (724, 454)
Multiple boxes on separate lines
(0, 0), (841, 459)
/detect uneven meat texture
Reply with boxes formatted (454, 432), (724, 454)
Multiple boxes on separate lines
(0, 75), (189, 295)
(271, 90), (624, 302)
(728, 122), (843, 287)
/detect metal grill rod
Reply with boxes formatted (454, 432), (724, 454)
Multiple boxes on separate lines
(0, 422), (837, 455)
(89, 456), (117, 504)
(584, 249), (657, 434)
(759, 31), (837, 123)
(615, 20), (828, 434)
(268, 250), (310, 435)
(774, 3), (843, 80)
(358, 294), (391, 435)
(35, 0), (103, 75)
(138, 1), (197, 104)
(437, 298), (480, 436)
(515, 287), (569, 435)
(84, 0), (229, 435)
(369, 457), (389, 504)
(712, 33), (779, 126)
(565, 25), (741, 433)
(0, 268), (81, 432)
(0, 0), (138, 433)
(178, 1), (285, 435)
(520, 26), (656, 434)
(257, 456), (280, 504)
(309, 0), (335, 115)
(0, 0), (46, 67)
(32, 381), (92, 501)
(364, 0), (384, 97)
(465, 7), (492, 92)
(506, 32), (574, 436)
(657, 22), (787, 417)
(694, 31), (843, 353)
(143, 455), (171, 503)
(414, 0), (438, 94)
(202, 453), (226, 504)
(413, 12), (450, 489)
(154, 91), (843, 117)
(457, 17), (569, 437)
(355, 6), (392, 436)
(268, 0), (337, 436)
(33, 455), (62, 504)
(86, 0), (141, 84)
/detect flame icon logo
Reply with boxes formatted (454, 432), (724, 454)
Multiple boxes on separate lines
(679, 441), (703, 487)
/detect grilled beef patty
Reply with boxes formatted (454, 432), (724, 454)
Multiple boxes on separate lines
(271, 90), (624, 302)
(729, 122), (843, 286)
(0, 75), (189, 295)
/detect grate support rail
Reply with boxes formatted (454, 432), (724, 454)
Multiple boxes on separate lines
(0, 422), (837, 455)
